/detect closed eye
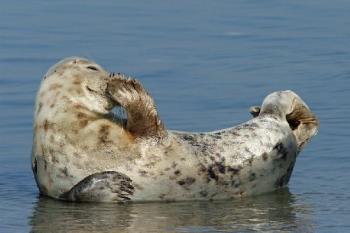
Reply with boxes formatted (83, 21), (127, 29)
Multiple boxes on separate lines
(86, 86), (98, 93)
(86, 66), (99, 71)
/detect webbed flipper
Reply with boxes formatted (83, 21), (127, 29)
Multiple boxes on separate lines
(60, 171), (134, 202)
(107, 75), (167, 139)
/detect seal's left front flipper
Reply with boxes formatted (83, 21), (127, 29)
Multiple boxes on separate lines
(60, 171), (134, 202)
(107, 75), (167, 139)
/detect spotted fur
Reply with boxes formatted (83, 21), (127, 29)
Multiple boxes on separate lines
(32, 57), (319, 202)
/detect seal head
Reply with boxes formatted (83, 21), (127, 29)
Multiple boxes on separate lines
(254, 90), (319, 151)
(42, 57), (114, 114)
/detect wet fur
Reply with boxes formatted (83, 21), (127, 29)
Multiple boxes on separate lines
(32, 57), (319, 202)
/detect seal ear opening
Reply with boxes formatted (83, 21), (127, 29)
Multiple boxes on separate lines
(286, 101), (319, 151)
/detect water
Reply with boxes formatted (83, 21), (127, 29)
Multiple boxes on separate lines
(0, 0), (349, 232)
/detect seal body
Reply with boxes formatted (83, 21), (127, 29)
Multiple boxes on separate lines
(32, 57), (319, 202)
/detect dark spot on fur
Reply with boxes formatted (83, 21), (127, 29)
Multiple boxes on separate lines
(231, 179), (238, 187)
(227, 166), (241, 175)
(79, 119), (88, 128)
(212, 133), (222, 139)
(234, 182), (241, 188)
(182, 135), (194, 141)
(177, 177), (196, 189)
(159, 194), (166, 199)
(219, 180), (230, 186)
(117, 194), (131, 200)
(73, 79), (82, 85)
(208, 166), (219, 182)
(216, 162), (225, 174)
(274, 142), (289, 160)
(232, 131), (240, 137)
(49, 103), (55, 108)
(197, 164), (207, 176)
(172, 162), (177, 168)
(43, 159), (48, 171)
(60, 167), (69, 177)
(43, 120), (49, 131)
(262, 152), (268, 161)
(52, 156), (59, 164)
(138, 170), (148, 176)
(37, 102), (43, 114)
(174, 170), (181, 176)
(181, 134), (201, 147)
(245, 147), (253, 154)
(247, 157), (254, 166)
(77, 112), (87, 119)
(49, 83), (63, 91)
(98, 124), (111, 144)
(249, 172), (256, 181)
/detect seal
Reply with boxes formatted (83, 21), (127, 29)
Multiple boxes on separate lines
(32, 57), (319, 202)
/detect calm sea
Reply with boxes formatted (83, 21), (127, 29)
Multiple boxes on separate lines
(0, 1), (349, 232)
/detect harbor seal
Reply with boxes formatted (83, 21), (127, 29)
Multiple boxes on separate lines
(32, 57), (319, 202)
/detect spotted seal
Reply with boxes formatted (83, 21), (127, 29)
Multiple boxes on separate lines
(32, 57), (319, 202)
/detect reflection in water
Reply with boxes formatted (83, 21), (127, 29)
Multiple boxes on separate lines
(29, 188), (314, 233)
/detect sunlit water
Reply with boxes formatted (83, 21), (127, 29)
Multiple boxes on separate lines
(0, 1), (349, 232)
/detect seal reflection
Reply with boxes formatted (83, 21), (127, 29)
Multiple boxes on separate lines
(29, 188), (314, 233)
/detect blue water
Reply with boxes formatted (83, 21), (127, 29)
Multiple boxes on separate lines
(0, 1), (349, 232)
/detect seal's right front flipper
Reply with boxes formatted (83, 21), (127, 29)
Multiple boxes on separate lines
(107, 75), (167, 139)
(60, 171), (134, 202)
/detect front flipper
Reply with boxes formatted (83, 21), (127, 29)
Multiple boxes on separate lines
(107, 74), (167, 139)
(60, 171), (134, 202)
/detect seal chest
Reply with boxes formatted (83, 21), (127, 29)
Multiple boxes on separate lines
(32, 57), (319, 202)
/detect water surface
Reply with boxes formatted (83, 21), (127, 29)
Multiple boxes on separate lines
(0, 0), (349, 232)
